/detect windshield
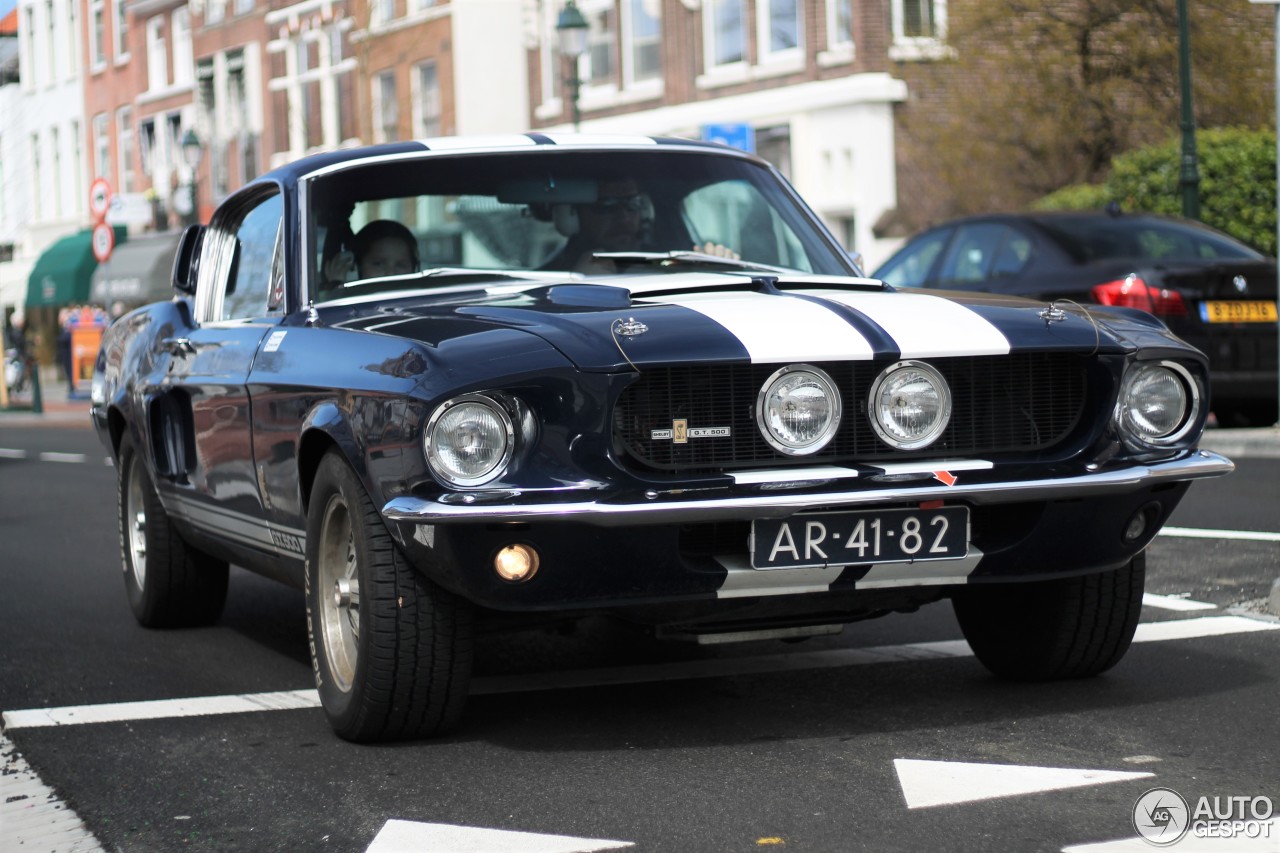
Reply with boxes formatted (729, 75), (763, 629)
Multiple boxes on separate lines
(306, 148), (855, 301)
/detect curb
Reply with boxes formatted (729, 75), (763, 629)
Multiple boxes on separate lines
(1198, 427), (1280, 460)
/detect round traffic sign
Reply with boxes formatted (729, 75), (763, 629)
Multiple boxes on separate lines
(89, 178), (112, 221)
(92, 221), (115, 263)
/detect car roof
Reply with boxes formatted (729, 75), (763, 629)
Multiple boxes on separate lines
(250, 134), (757, 188)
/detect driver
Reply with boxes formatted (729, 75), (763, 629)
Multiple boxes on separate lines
(322, 220), (419, 290)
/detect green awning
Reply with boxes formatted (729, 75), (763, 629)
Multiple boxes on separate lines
(26, 226), (127, 308)
(90, 232), (182, 308)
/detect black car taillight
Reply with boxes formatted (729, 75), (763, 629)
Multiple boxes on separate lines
(1092, 274), (1188, 317)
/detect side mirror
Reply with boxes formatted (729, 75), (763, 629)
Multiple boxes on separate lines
(171, 224), (205, 295)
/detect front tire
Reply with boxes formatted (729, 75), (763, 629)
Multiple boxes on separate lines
(305, 449), (473, 742)
(118, 434), (229, 627)
(952, 553), (1145, 680)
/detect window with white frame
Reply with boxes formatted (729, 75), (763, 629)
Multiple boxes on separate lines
(139, 118), (155, 176)
(624, 0), (660, 84)
(891, 0), (946, 56)
(171, 7), (191, 84)
(374, 71), (397, 142)
(757, 0), (800, 61)
(704, 0), (745, 69)
(371, 0), (395, 27)
(413, 61), (440, 138)
(113, 0), (128, 61)
(146, 16), (167, 90)
(67, 0), (79, 77)
(90, 0), (106, 68)
(50, 125), (62, 217)
(92, 113), (110, 179)
(234, 0), (254, 16)
(30, 134), (42, 220)
(44, 0), (56, 82)
(826, 0), (852, 51)
(206, 0), (225, 25)
(70, 118), (84, 213)
(117, 106), (134, 192)
(583, 1), (616, 87)
(23, 10), (37, 89)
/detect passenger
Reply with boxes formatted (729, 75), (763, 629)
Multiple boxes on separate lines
(323, 220), (419, 289)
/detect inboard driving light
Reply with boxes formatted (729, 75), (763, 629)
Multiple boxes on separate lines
(425, 393), (515, 487)
(869, 361), (952, 450)
(756, 365), (842, 455)
(1117, 361), (1197, 446)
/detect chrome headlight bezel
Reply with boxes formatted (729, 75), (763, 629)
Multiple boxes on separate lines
(1115, 360), (1200, 449)
(755, 364), (843, 456)
(868, 360), (953, 451)
(424, 392), (517, 489)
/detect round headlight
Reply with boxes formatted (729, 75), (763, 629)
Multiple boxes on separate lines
(425, 394), (515, 488)
(1118, 361), (1198, 446)
(756, 365), (842, 456)
(868, 360), (952, 450)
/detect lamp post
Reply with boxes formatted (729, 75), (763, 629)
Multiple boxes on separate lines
(1175, 0), (1200, 220)
(180, 128), (204, 226)
(555, 0), (588, 130)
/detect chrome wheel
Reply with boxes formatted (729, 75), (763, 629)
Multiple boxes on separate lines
(126, 455), (148, 588)
(317, 493), (359, 693)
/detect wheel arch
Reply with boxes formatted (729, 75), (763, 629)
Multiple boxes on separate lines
(297, 401), (363, 518)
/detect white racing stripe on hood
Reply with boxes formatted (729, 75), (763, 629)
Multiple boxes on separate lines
(653, 290), (875, 363)
(800, 291), (1011, 358)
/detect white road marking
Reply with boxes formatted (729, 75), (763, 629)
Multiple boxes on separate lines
(0, 732), (104, 852)
(38, 452), (87, 463)
(1062, 819), (1280, 852)
(1142, 593), (1217, 611)
(894, 758), (1154, 809)
(1158, 526), (1280, 543)
(365, 820), (633, 853)
(4, 616), (1275, 731)
(0, 448), (28, 458)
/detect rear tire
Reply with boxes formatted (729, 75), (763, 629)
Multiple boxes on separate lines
(118, 434), (229, 627)
(305, 449), (473, 742)
(952, 553), (1145, 680)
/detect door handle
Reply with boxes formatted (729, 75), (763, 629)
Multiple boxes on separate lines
(161, 337), (197, 356)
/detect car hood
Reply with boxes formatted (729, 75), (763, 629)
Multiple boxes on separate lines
(334, 273), (1148, 372)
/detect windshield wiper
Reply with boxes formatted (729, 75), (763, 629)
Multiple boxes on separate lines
(591, 250), (795, 275)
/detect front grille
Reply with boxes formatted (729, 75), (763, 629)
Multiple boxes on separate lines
(613, 354), (1089, 473)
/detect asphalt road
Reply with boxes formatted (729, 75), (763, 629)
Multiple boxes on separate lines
(1, 424), (1277, 853)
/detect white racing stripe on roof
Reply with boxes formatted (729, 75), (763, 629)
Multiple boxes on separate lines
(417, 134), (537, 149)
(801, 290), (1012, 357)
(656, 290), (875, 362)
(537, 134), (658, 146)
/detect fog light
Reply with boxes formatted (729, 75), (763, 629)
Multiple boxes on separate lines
(1123, 502), (1163, 544)
(494, 544), (540, 582)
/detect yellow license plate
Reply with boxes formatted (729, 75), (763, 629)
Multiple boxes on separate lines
(1200, 301), (1278, 323)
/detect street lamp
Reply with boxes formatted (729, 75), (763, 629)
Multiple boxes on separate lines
(555, 0), (588, 130)
(180, 128), (204, 226)
(1175, 0), (1200, 220)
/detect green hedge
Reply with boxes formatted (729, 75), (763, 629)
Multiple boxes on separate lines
(1036, 128), (1277, 256)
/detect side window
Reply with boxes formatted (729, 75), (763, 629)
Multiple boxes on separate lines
(990, 230), (1032, 278)
(222, 192), (284, 321)
(875, 229), (949, 288)
(681, 180), (813, 272)
(938, 223), (1011, 284)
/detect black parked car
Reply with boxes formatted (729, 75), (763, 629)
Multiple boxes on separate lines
(92, 137), (1233, 742)
(873, 211), (1278, 426)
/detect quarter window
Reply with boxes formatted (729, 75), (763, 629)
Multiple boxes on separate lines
(220, 192), (284, 321)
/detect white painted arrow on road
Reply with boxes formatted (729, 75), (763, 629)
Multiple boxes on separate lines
(895, 759), (1154, 809)
(365, 820), (634, 853)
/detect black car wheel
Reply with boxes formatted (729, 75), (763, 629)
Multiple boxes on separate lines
(952, 552), (1145, 680)
(118, 434), (229, 628)
(305, 449), (473, 742)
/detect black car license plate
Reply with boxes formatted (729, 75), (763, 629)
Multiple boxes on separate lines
(751, 507), (969, 570)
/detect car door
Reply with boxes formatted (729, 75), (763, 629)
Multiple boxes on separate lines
(159, 187), (286, 559)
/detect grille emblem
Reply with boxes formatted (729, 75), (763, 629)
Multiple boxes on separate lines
(651, 419), (731, 442)
(1233, 275), (1248, 294)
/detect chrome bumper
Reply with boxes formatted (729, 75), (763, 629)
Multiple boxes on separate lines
(382, 450), (1234, 527)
